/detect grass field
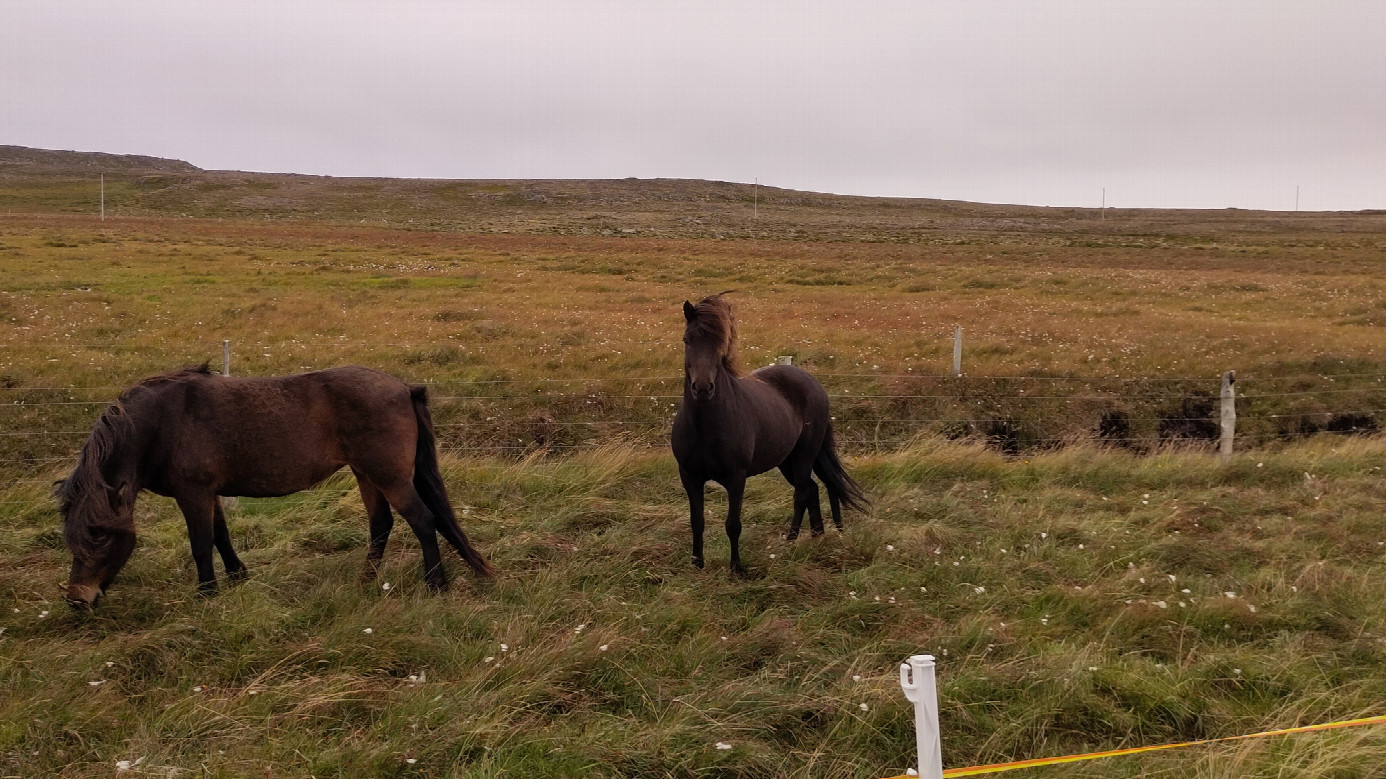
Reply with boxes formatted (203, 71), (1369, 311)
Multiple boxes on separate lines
(5, 441), (1386, 777)
(2, 148), (1386, 777)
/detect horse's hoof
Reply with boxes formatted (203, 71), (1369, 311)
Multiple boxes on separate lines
(810, 529), (825, 538)
(427, 579), (450, 593)
(785, 530), (799, 541)
(227, 567), (249, 583)
(196, 583), (219, 598)
(730, 564), (750, 578)
(692, 556), (705, 569)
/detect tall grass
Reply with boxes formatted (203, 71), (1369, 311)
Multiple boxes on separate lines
(3, 438), (1385, 777)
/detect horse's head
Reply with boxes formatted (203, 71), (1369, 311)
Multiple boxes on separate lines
(59, 478), (137, 609)
(57, 406), (140, 609)
(682, 294), (740, 403)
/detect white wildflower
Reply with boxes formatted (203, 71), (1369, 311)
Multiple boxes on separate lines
(716, 742), (733, 750)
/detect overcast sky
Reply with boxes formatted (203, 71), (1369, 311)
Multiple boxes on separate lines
(4, 1), (1383, 211)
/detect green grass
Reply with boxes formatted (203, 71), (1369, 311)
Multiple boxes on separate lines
(4, 439), (1386, 777)
(3, 155), (1386, 776)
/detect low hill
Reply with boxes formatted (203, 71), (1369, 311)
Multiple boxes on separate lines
(4, 144), (1384, 241)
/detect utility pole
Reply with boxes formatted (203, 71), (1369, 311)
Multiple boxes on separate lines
(100, 174), (104, 221)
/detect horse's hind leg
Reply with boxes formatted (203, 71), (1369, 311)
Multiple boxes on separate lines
(779, 464), (809, 541)
(353, 468), (395, 581)
(781, 456), (825, 538)
(827, 490), (843, 531)
(800, 479), (825, 537)
(212, 499), (247, 582)
(375, 480), (448, 591)
(174, 494), (219, 595)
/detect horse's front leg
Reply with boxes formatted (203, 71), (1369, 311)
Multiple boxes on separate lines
(724, 473), (748, 576)
(680, 469), (706, 569)
(175, 494), (219, 595)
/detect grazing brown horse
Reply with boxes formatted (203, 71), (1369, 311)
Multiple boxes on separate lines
(671, 295), (868, 574)
(57, 365), (493, 608)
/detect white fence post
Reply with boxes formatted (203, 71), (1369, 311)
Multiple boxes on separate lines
(952, 327), (963, 378)
(777, 355), (793, 366)
(1220, 370), (1236, 462)
(900, 654), (944, 779)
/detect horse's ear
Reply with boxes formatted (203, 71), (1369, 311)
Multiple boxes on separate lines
(106, 483), (132, 513)
(683, 301), (697, 321)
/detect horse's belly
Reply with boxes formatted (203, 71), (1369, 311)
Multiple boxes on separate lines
(747, 436), (799, 476)
(222, 461), (345, 498)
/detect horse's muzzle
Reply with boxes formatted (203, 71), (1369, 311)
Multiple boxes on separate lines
(690, 381), (716, 402)
(65, 584), (103, 609)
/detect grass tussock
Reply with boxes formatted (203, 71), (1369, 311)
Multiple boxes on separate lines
(3, 437), (1386, 777)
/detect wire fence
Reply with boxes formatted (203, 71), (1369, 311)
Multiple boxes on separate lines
(2, 370), (1384, 482)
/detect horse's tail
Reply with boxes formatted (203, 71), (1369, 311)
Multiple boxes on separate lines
(813, 423), (870, 524)
(410, 386), (495, 577)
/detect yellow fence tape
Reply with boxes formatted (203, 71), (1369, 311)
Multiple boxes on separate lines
(881, 714), (1386, 778)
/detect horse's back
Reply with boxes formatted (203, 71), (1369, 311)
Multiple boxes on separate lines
(748, 365), (829, 417)
(139, 366), (419, 497)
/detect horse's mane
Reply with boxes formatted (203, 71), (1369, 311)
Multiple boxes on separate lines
(688, 293), (745, 377)
(57, 363), (213, 558)
(129, 362), (213, 390)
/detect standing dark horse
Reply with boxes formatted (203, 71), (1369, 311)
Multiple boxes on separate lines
(57, 365), (493, 608)
(671, 294), (868, 574)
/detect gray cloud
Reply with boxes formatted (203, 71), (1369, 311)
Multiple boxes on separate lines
(3, 1), (1383, 209)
